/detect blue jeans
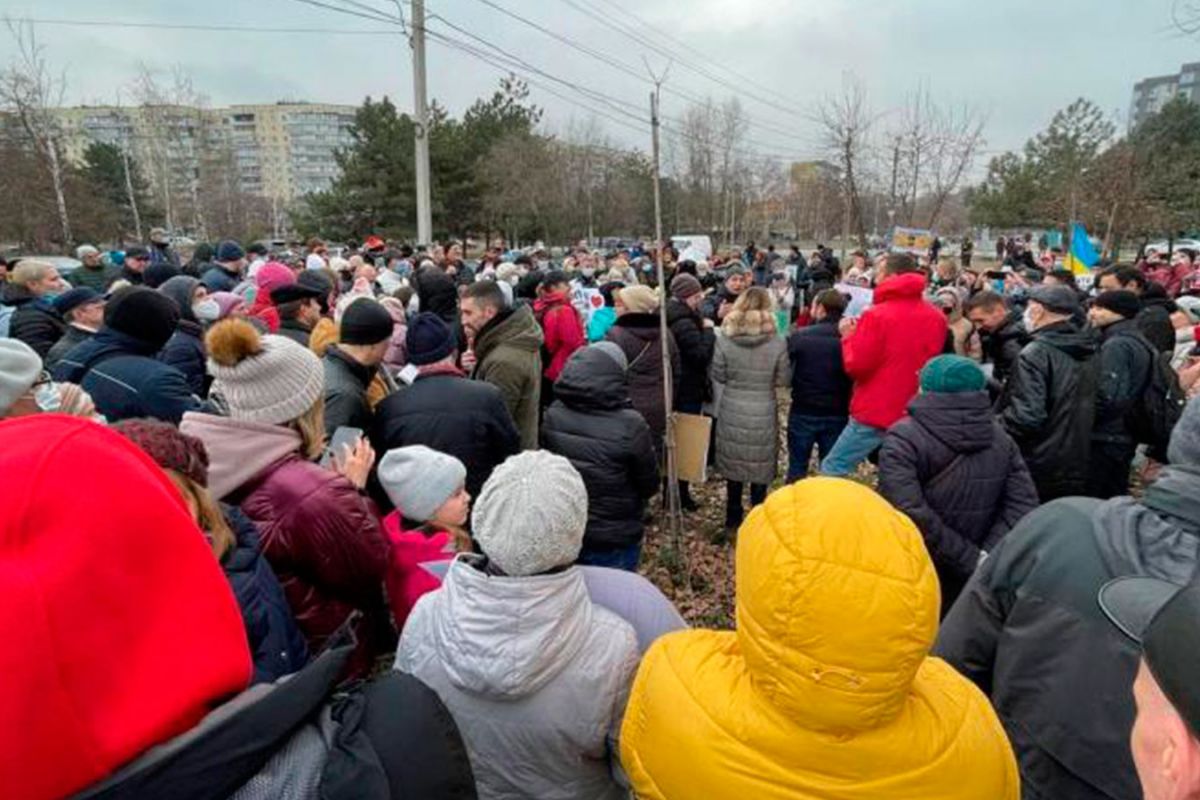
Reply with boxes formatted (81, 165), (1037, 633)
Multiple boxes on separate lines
(787, 413), (848, 482)
(819, 418), (886, 477)
(576, 541), (642, 572)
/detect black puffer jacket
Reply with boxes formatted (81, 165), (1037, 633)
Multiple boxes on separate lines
(323, 346), (377, 438)
(998, 321), (1098, 501)
(605, 313), (680, 459)
(541, 347), (660, 550)
(1093, 318), (1154, 443)
(159, 321), (207, 397)
(936, 466), (1200, 800)
(980, 311), (1029, 386)
(221, 505), (309, 684)
(786, 319), (850, 417)
(878, 391), (1038, 610)
(8, 289), (66, 359)
(665, 298), (714, 412)
(371, 370), (520, 502)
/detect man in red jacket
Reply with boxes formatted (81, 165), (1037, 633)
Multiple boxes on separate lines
(820, 252), (948, 476)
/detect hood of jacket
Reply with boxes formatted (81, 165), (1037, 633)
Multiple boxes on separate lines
(553, 344), (632, 412)
(474, 304), (542, 361)
(612, 312), (662, 333)
(873, 272), (927, 303)
(159, 275), (200, 323)
(427, 555), (594, 700)
(179, 412), (303, 501)
(619, 477), (1019, 800)
(906, 390), (996, 454)
(1034, 320), (1097, 360)
(1093, 465), (1200, 581)
(533, 290), (570, 314)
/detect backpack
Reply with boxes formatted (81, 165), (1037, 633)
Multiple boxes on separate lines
(1127, 336), (1187, 457)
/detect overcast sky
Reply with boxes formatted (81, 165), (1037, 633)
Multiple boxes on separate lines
(1, 0), (1196, 168)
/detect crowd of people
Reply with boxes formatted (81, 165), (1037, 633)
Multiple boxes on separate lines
(4, 229), (1200, 800)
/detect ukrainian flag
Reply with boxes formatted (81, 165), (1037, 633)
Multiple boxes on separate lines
(1064, 222), (1099, 276)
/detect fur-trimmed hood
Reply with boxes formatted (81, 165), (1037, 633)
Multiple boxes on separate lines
(721, 308), (777, 337)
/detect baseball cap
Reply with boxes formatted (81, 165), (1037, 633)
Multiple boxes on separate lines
(1100, 577), (1200, 737)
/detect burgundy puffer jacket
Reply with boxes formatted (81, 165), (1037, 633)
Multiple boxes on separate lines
(233, 454), (394, 674)
(180, 413), (394, 676)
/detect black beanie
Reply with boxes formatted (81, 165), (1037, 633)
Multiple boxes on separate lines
(339, 297), (394, 345)
(105, 287), (181, 349)
(1093, 290), (1141, 320)
(406, 312), (456, 365)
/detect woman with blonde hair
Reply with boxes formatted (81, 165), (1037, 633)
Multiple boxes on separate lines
(712, 286), (790, 540)
(180, 317), (393, 677)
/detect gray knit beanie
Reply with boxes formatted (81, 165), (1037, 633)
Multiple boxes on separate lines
(378, 445), (466, 521)
(472, 451), (587, 576)
(590, 340), (628, 371)
(0, 338), (42, 415)
(1168, 395), (1200, 467)
(205, 318), (324, 425)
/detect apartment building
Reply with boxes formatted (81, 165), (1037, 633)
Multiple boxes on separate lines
(53, 101), (356, 201)
(1130, 63), (1200, 128)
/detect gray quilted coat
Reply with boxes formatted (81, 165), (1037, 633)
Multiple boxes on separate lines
(712, 319), (790, 484)
(395, 555), (639, 800)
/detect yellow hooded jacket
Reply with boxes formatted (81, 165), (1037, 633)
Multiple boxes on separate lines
(620, 478), (1019, 799)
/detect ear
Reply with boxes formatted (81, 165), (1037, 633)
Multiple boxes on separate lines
(1162, 712), (1195, 795)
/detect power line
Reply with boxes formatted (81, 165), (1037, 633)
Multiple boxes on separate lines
(425, 14), (812, 162)
(5, 16), (401, 36)
(588, 0), (804, 109)
(556, 0), (813, 125)
(282, 0), (403, 26)
(458, 0), (816, 152)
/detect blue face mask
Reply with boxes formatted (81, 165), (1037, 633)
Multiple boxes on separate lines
(41, 292), (61, 303)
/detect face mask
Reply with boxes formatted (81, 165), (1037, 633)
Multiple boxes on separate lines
(193, 298), (221, 322)
(34, 381), (61, 412)
(582, 267), (595, 278)
(1022, 307), (1037, 333)
(41, 292), (61, 303)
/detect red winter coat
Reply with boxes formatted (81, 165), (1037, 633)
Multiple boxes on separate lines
(535, 291), (585, 380)
(843, 272), (948, 429)
(180, 413), (394, 677)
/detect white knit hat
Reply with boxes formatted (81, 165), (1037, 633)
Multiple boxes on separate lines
(205, 319), (323, 425)
(472, 451), (587, 577)
(0, 339), (42, 415)
(378, 445), (466, 521)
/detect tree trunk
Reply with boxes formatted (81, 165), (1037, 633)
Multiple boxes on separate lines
(45, 141), (71, 246)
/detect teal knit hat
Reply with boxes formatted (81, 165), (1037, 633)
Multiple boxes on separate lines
(920, 355), (986, 394)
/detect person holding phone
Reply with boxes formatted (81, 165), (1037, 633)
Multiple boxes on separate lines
(181, 318), (393, 678)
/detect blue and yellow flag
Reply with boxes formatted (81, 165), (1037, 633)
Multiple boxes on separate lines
(1064, 222), (1099, 276)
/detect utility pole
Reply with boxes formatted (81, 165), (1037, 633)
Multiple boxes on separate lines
(646, 59), (683, 554)
(411, 0), (433, 245)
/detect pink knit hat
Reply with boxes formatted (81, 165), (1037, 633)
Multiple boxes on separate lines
(255, 262), (296, 295)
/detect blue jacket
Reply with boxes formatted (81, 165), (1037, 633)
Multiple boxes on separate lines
(54, 328), (202, 423)
(786, 319), (851, 418)
(159, 320), (209, 397)
(201, 265), (240, 293)
(222, 505), (310, 684)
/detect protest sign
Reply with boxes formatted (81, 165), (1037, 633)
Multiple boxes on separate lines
(834, 283), (874, 318)
(891, 227), (935, 254)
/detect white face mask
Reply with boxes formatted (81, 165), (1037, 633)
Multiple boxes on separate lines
(582, 267), (595, 278)
(1021, 307), (1038, 333)
(193, 298), (221, 322)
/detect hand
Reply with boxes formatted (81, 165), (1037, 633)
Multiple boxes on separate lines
(838, 317), (857, 336)
(460, 348), (477, 371)
(702, 318), (714, 329)
(717, 300), (730, 320)
(331, 436), (375, 490)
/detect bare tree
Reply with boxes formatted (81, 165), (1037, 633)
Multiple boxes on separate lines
(1172, 0), (1200, 34)
(923, 103), (986, 229)
(0, 19), (71, 245)
(814, 73), (874, 254)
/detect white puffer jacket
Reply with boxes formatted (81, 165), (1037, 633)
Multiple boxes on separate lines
(395, 555), (639, 800)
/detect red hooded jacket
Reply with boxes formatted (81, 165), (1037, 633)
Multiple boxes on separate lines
(843, 272), (948, 429)
(382, 510), (455, 628)
(534, 291), (585, 381)
(0, 415), (251, 800)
